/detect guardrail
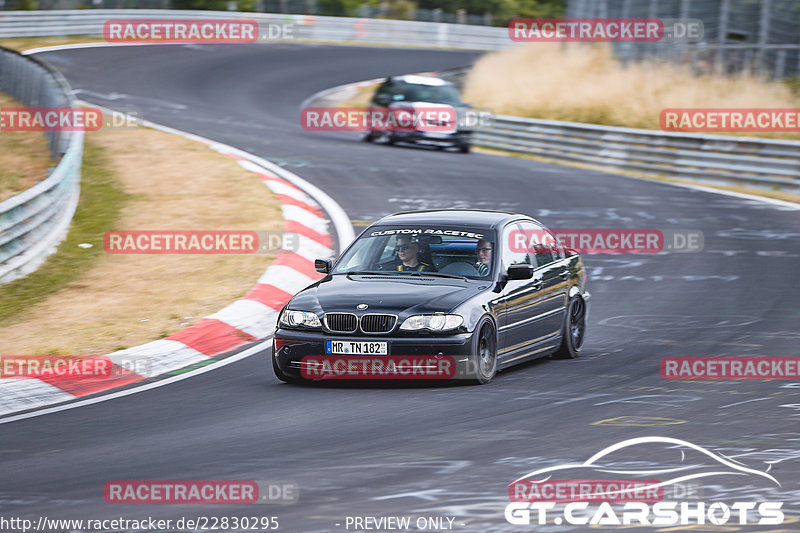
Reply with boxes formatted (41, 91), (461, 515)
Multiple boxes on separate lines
(474, 116), (800, 192)
(0, 10), (509, 50)
(0, 46), (83, 284)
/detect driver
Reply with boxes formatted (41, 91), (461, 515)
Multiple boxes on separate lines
(475, 238), (493, 276)
(381, 235), (434, 272)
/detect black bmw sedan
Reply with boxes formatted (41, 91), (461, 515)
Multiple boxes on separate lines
(273, 210), (590, 384)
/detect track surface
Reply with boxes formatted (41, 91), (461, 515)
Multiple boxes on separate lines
(2, 44), (799, 532)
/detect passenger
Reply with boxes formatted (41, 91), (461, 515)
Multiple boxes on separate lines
(475, 238), (493, 275)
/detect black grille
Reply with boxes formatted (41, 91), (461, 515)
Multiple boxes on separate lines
(325, 313), (357, 333)
(360, 314), (396, 333)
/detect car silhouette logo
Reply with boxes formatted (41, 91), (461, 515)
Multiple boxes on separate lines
(357, 303), (368, 310)
(511, 435), (781, 497)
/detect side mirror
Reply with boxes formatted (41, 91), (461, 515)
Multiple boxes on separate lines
(315, 258), (332, 274)
(507, 264), (534, 280)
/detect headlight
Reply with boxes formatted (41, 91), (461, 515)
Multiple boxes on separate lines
(280, 310), (322, 329)
(399, 314), (463, 332)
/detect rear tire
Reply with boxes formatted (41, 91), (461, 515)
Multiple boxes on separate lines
(553, 296), (586, 359)
(469, 318), (497, 384)
(459, 142), (471, 153)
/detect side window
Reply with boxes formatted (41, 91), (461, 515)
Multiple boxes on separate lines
(501, 223), (531, 270)
(519, 221), (559, 267)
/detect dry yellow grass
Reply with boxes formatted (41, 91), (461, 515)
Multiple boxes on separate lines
(463, 43), (800, 140)
(0, 36), (106, 52)
(0, 123), (282, 355)
(0, 93), (53, 202)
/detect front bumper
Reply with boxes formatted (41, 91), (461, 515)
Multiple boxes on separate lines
(391, 130), (471, 147)
(274, 328), (474, 380)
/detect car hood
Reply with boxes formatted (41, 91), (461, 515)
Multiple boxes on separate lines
(289, 274), (486, 316)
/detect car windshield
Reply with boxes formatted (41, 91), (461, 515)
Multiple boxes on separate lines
(333, 226), (495, 279)
(392, 81), (463, 106)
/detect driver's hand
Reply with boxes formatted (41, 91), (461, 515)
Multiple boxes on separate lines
(476, 262), (489, 276)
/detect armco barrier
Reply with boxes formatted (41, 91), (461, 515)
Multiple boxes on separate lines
(474, 116), (800, 192)
(0, 47), (83, 284)
(0, 10), (509, 50)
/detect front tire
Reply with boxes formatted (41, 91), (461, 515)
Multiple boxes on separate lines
(469, 318), (497, 384)
(553, 296), (586, 359)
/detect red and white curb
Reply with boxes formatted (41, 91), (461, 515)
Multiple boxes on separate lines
(0, 113), (354, 418)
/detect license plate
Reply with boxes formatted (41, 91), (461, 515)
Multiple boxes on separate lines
(325, 340), (388, 355)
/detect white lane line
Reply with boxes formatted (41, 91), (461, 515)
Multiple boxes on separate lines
(0, 339), (272, 426)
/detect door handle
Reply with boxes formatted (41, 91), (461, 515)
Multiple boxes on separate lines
(531, 279), (543, 291)
(559, 269), (570, 280)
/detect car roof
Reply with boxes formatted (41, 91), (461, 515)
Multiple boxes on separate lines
(371, 209), (537, 230)
(390, 75), (450, 86)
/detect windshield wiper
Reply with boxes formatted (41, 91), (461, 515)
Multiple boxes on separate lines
(406, 271), (469, 281)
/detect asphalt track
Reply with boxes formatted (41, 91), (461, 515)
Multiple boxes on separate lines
(1, 43), (799, 532)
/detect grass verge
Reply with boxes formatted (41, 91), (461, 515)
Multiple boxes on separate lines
(0, 93), (54, 202)
(0, 119), (282, 355)
(0, 36), (106, 52)
(0, 138), (128, 326)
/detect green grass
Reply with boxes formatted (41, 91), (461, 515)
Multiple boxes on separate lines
(0, 139), (130, 326)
